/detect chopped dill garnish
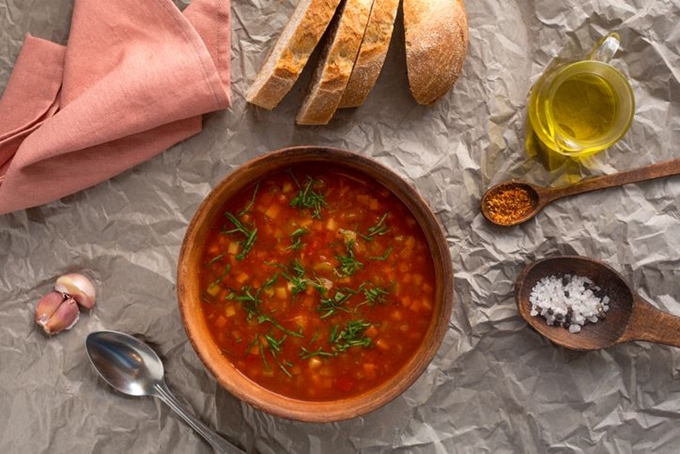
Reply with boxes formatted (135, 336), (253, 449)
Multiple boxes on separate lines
(286, 227), (308, 251)
(238, 181), (260, 216)
(262, 273), (280, 290)
(277, 362), (293, 377)
(227, 282), (304, 339)
(330, 320), (373, 352)
(258, 341), (269, 371)
(258, 314), (305, 338)
(300, 346), (335, 359)
(369, 246), (393, 261)
(264, 333), (286, 354)
(204, 253), (225, 267)
(290, 176), (327, 219)
(224, 212), (257, 260)
(226, 286), (261, 321)
(309, 327), (321, 345)
(267, 260), (308, 297)
(335, 239), (363, 276)
(256, 332), (294, 378)
(360, 212), (390, 241)
(207, 264), (231, 294)
(282, 258), (308, 297)
(361, 284), (389, 307)
(318, 287), (358, 319)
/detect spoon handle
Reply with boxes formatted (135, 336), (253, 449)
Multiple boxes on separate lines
(546, 157), (680, 202)
(154, 381), (244, 454)
(619, 295), (680, 348)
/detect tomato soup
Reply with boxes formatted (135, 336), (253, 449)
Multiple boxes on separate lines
(199, 166), (436, 401)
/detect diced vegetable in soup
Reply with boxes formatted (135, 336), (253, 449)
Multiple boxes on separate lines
(200, 167), (436, 401)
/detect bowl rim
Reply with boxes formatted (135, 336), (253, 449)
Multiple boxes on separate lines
(177, 146), (454, 422)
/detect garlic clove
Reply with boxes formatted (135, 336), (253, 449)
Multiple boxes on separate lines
(35, 291), (67, 326)
(55, 273), (96, 309)
(39, 297), (80, 335)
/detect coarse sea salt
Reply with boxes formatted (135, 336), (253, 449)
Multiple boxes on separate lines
(529, 274), (610, 333)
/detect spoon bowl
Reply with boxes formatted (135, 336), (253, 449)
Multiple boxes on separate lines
(86, 331), (164, 396)
(515, 256), (680, 351)
(86, 331), (243, 453)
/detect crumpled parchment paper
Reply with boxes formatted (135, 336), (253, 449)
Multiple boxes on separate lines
(2, 0), (680, 452)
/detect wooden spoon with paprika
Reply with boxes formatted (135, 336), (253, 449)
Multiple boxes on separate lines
(481, 157), (680, 226)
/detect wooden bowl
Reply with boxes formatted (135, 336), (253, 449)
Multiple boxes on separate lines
(177, 146), (453, 422)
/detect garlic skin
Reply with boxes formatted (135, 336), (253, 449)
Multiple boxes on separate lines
(55, 273), (96, 309)
(36, 296), (80, 335)
(35, 291), (67, 326)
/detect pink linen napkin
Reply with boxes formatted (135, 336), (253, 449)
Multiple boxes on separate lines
(0, 0), (231, 215)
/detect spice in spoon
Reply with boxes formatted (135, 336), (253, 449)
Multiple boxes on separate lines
(529, 274), (610, 333)
(483, 184), (537, 225)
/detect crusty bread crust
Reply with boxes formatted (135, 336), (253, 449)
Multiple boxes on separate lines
(338, 0), (399, 108)
(246, 0), (343, 110)
(403, 0), (468, 105)
(296, 0), (375, 125)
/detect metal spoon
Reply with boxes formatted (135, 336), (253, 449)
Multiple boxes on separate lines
(481, 157), (680, 226)
(515, 256), (680, 351)
(85, 330), (244, 453)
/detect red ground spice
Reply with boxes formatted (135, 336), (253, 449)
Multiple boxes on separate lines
(484, 185), (536, 225)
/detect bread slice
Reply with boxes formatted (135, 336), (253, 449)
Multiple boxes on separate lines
(403, 0), (468, 105)
(296, 0), (375, 125)
(246, 0), (343, 110)
(338, 0), (399, 108)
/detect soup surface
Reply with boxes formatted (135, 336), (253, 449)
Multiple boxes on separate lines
(200, 166), (436, 401)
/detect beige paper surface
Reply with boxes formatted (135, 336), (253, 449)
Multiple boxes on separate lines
(1, 0), (679, 452)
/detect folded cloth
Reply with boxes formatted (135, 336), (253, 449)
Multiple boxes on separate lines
(0, 0), (231, 215)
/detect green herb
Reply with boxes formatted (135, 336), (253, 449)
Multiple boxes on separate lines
(257, 314), (304, 338)
(286, 227), (308, 251)
(262, 273), (280, 290)
(269, 259), (308, 297)
(309, 327), (321, 345)
(207, 264), (231, 294)
(204, 253), (225, 267)
(362, 284), (389, 307)
(330, 320), (373, 352)
(360, 212), (390, 241)
(300, 346), (335, 359)
(277, 362), (293, 377)
(238, 181), (260, 216)
(264, 333), (286, 354)
(227, 274), (304, 339)
(290, 176), (327, 219)
(254, 334), (293, 377)
(335, 240), (363, 277)
(258, 340), (270, 372)
(224, 212), (258, 260)
(261, 333), (294, 377)
(201, 258), (231, 303)
(226, 286), (261, 321)
(311, 277), (330, 295)
(284, 259), (308, 297)
(318, 287), (358, 319)
(369, 246), (393, 261)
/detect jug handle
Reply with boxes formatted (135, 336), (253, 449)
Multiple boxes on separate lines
(588, 32), (620, 63)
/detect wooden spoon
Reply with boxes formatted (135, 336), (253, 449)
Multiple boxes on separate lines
(481, 157), (680, 226)
(515, 256), (680, 351)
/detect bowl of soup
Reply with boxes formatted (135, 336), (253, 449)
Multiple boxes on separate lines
(177, 146), (453, 422)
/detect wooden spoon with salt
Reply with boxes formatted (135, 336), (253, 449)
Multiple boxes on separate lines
(515, 256), (680, 351)
(481, 157), (680, 226)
